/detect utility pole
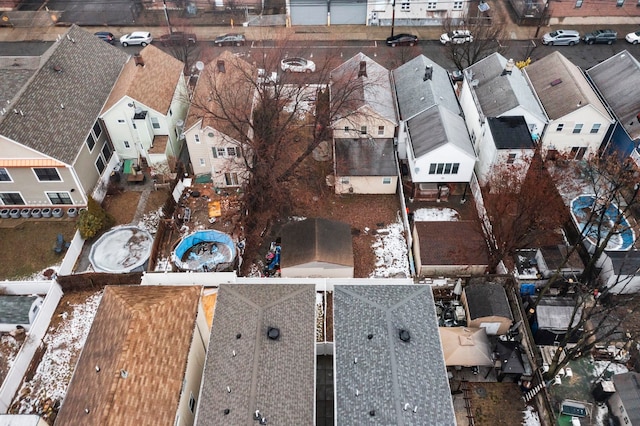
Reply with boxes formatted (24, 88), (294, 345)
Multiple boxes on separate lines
(163, 0), (172, 34)
(390, 0), (396, 38)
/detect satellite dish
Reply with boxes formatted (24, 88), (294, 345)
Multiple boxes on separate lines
(195, 61), (204, 71)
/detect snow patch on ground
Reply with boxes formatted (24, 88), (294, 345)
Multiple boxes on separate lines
(13, 291), (103, 415)
(370, 220), (410, 278)
(522, 406), (541, 426)
(413, 207), (459, 222)
(137, 207), (163, 234)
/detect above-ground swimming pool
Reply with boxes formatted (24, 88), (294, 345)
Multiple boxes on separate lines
(570, 195), (635, 251)
(89, 226), (154, 272)
(172, 230), (236, 272)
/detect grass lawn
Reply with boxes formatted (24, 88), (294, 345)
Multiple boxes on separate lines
(0, 220), (78, 280)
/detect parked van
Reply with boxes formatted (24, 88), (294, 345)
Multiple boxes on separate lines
(541, 30), (580, 46)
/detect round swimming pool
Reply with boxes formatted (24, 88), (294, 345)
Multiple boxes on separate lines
(172, 230), (236, 272)
(89, 226), (153, 273)
(570, 195), (635, 251)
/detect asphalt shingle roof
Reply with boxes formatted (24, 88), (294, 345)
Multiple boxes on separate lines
(464, 282), (513, 321)
(487, 116), (535, 149)
(587, 50), (640, 140)
(281, 218), (354, 268)
(0, 25), (128, 165)
(56, 285), (202, 426)
(392, 54), (460, 120)
(415, 221), (489, 268)
(407, 104), (475, 158)
(335, 137), (396, 176)
(334, 284), (455, 426)
(196, 284), (316, 426)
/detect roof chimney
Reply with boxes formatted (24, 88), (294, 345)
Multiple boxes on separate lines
(423, 64), (433, 81)
(217, 60), (226, 73)
(134, 54), (144, 67)
(358, 61), (367, 78)
(502, 58), (515, 76)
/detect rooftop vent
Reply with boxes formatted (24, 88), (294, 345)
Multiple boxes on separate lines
(120, 369), (128, 379)
(501, 58), (515, 76)
(399, 329), (411, 342)
(367, 333), (374, 340)
(358, 61), (367, 78)
(133, 54), (144, 67)
(95, 366), (100, 373)
(224, 409), (230, 415)
(267, 327), (280, 340)
(369, 410), (376, 417)
(217, 60), (225, 73)
(236, 333), (242, 339)
(550, 78), (562, 87)
(52, 65), (63, 73)
(423, 64), (433, 81)
(85, 408), (90, 414)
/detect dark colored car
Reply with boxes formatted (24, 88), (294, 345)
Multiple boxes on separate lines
(214, 33), (246, 47)
(385, 33), (418, 47)
(583, 29), (617, 45)
(159, 32), (197, 46)
(94, 31), (115, 44)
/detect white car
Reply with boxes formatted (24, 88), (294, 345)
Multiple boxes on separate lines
(257, 68), (279, 85)
(440, 30), (473, 45)
(625, 31), (640, 44)
(120, 31), (153, 47)
(280, 57), (316, 73)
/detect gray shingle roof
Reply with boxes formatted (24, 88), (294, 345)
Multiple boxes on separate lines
(487, 116), (535, 149)
(334, 284), (455, 426)
(407, 104), (475, 158)
(281, 218), (354, 268)
(587, 50), (640, 140)
(464, 282), (513, 321)
(525, 51), (609, 120)
(0, 25), (128, 165)
(335, 138), (396, 176)
(612, 372), (640, 424)
(535, 297), (581, 331)
(466, 53), (546, 122)
(331, 52), (396, 123)
(0, 56), (40, 107)
(392, 54), (460, 120)
(196, 284), (316, 426)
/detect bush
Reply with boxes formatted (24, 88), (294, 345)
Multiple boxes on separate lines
(76, 196), (115, 240)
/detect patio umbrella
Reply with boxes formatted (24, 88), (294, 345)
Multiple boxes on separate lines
(439, 327), (494, 367)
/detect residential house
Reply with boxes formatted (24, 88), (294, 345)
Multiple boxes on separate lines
(525, 51), (614, 160)
(56, 285), (207, 426)
(392, 55), (476, 199)
(412, 221), (489, 276)
(459, 53), (548, 185)
(608, 372), (640, 426)
(597, 250), (640, 294)
(547, 0), (640, 26)
(0, 25), (127, 210)
(195, 284), (316, 425)
(586, 51), (640, 164)
(334, 137), (397, 194)
(461, 281), (513, 335)
(333, 284), (456, 425)
(100, 45), (189, 176)
(280, 218), (354, 278)
(365, 0), (470, 27)
(184, 52), (255, 189)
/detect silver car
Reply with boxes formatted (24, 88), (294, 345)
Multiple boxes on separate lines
(119, 31), (152, 47)
(280, 57), (316, 73)
(541, 30), (580, 46)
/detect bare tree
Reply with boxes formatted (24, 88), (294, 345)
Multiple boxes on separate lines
(441, 12), (507, 70)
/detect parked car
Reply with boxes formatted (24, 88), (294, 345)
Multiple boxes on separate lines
(385, 33), (418, 47)
(214, 33), (246, 47)
(257, 68), (279, 85)
(541, 30), (580, 46)
(159, 32), (197, 46)
(449, 69), (464, 82)
(120, 31), (152, 47)
(94, 31), (115, 44)
(440, 30), (473, 45)
(280, 57), (316, 73)
(583, 29), (617, 45)
(625, 30), (640, 44)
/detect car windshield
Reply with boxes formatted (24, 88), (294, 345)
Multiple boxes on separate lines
(549, 31), (559, 37)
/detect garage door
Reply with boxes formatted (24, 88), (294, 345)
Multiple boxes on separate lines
(290, 0), (328, 25)
(330, 0), (366, 24)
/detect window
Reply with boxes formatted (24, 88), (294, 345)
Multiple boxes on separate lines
(151, 117), (160, 129)
(199, 158), (206, 166)
(132, 122), (137, 129)
(556, 123), (564, 132)
(507, 153), (517, 164)
(194, 134), (200, 144)
(224, 172), (239, 186)
(117, 119), (125, 123)
(344, 126), (350, 132)
(34, 168), (61, 182)
(341, 177), (350, 184)
(590, 123), (601, 134)
(102, 143), (113, 162)
(124, 141), (130, 148)
(575, 0), (583, 6)
(570, 147), (587, 160)
(0, 192), (24, 205)
(0, 168), (11, 182)
(189, 393), (196, 413)
(96, 156), (105, 174)
(378, 126), (385, 136)
(617, 0), (624, 6)
(401, 0), (410, 11)
(86, 134), (95, 151)
(47, 192), (72, 205)
(169, 109), (173, 117)
(92, 121), (102, 138)
(427, 1), (437, 9)
(227, 147), (237, 157)
(453, 1), (463, 9)
(360, 126), (367, 135)
(573, 124), (583, 134)
(217, 147), (226, 157)
(383, 177), (392, 184)
(429, 163), (460, 174)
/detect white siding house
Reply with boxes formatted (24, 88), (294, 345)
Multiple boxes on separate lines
(366, 0), (470, 26)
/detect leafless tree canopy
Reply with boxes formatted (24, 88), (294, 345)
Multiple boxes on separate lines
(441, 13), (507, 70)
